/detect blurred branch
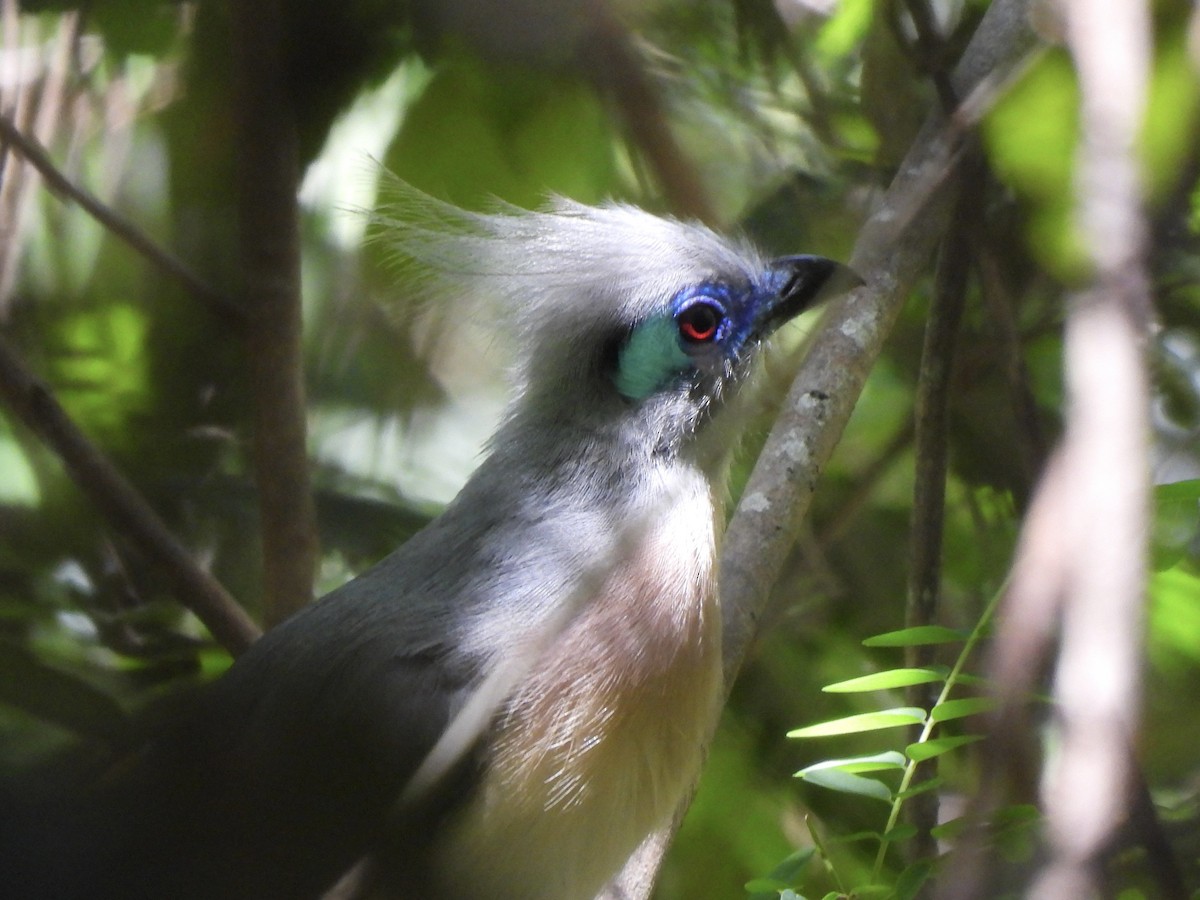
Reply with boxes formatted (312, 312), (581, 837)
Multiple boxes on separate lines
(0, 112), (242, 320)
(899, 0), (958, 110)
(939, 0), (1167, 896)
(581, 7), (717, 224)
(0, 335), (260, 654)
(1027, 0), (1155, 894)
(601, 1), (1041, 896)
(230, 0), (320, 625)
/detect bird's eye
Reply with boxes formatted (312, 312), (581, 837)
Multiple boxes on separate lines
(677, 302), (724, 344)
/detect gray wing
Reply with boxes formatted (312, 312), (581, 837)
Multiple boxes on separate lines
(0, 551), (486, 900)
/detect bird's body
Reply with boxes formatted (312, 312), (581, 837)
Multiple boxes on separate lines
(0, 188), (849, 900)
(434, 457), (722, 900)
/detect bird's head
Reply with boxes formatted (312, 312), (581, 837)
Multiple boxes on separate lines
(374, 184), (854, 463)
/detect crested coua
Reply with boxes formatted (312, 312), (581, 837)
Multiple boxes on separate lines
(0, 188), (852, 900)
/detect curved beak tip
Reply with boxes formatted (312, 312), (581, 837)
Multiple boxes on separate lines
(759, 255), (861, 337)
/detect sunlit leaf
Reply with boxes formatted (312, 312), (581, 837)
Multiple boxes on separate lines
(930, 698), (995, 722)
(1155, 479), (1200, 502)
(798, 768), (893, 802)
(982, 49), (1085, 278)
(906, 735), (983, 761)
(788, 708), (927, 738)
(863, 626), (966, 648)
(931, 817), (967, 841)
(882, 823), (917, 842)
(815, 0), (873, 60)
(1149, 564), (1200, 675)
(796, 751), (906, 777)
(823, 667), (947, 693)
(895, 777), (944, 801)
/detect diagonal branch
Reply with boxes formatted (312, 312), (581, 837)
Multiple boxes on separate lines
(721, 0), (1040, 681)
(601, 2), (1040, 897)
(0, 335), (260, 655)
(0, 112), (242, 320)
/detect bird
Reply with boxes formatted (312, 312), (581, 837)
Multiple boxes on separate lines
(0, 185), (853, 900)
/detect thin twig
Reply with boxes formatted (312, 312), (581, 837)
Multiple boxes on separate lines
(903, 144), (978, 860)
(900, 0), (958, 110)
(0, 335), (261, 654)
(0, 112), (242, 319)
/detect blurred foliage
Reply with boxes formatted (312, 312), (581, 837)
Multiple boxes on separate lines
(0, 0), (1198, 898)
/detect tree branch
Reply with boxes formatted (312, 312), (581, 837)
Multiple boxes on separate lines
(903, 146), (976, 860)
(0, 112), (242, 320)
(1028, 0), (1154, 894)
(0, 335), (260, 654)
(230, 0), (320, 625)
(580, 7), (717, 224)
(600, 1), (1041, 896)
(722, 0), (1039, 681)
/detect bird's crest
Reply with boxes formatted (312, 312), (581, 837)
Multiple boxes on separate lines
(367, 176), (767, 354)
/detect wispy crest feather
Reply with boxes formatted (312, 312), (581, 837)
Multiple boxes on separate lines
(368, 176), (766, 348)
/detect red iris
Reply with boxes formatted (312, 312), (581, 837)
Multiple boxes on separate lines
(677, 303), (722, 343)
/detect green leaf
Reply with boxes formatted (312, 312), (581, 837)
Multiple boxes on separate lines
(850, 885), (893, 898)
(827, 830), (884, 846)
(862, 626), (966, 648)
(931, 817), (967, 841)
(796, 751), (906, 777)
(894, 860), (934, 900)
(823, 667), (947, 693)
(906, 734), (983, 761)
(930, 697), (995, 722)
(882, 823), (918, 842)
(1153, 479), (1200, 570)
(815, 0), (873, 60)
(798, 768), (893, 802)
(1155, 479), (1200, 502)
(982, 50), (1085, 279)
(1149, 565), (1200, 672)
(1143, 32), (1200, 202)
(994, 804), (1041, 827)
(788, 707), (926, 738)
(745, 848), (815, 894)
(743, 877), (788, 893)
(952, 672), (992, 689)
(895, 776), (943, 801)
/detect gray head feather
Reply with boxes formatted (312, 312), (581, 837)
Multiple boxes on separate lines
(370, 179), (782, 458)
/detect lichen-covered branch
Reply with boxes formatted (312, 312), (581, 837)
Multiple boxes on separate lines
(600, 2), (1041, 896)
